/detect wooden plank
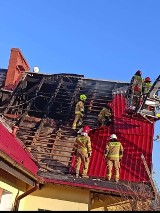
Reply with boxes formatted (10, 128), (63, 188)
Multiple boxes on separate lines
(141, 154), (158, 200)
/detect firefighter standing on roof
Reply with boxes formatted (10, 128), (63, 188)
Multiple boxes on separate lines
(104, 134), (123, 182)
(130, 70), (143, 108)
(72, 94), (87, 130)
(74, 126), (92, 178)
(98, 104), (113, 126)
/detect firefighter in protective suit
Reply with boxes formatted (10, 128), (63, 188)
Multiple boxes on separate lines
(74, 126), (92, 178)
(98, 104), (113, 126)
(142, 77), (153, 110)
(129, 70), (143, 109)
(105, 134), (123, 182)
(72, 94), (87, 130)
(142, 77), (152, 95)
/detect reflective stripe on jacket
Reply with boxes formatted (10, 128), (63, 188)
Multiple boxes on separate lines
(105, 141), (123, 160)
(75, 135), (92, 154)
(142, 82), (152, 94)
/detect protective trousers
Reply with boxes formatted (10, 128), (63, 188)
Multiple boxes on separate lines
(107, 159), (120, 181)
(132, 91), (141, 107)
(98, 116), (105, 126)
(75, 150), (89, 176)
(72, 113), (83, 129)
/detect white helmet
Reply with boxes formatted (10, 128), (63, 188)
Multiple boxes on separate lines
(110, 134), (117, 139)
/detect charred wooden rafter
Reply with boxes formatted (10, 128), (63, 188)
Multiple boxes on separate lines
(0, 72), (128, 175)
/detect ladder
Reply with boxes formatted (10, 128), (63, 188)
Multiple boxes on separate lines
(137, 75), (160, 123)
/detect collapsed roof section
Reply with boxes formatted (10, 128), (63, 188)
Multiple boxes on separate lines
(0, 71), (128, 176)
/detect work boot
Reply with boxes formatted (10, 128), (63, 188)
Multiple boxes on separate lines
(105, 175), (111, 181)
(77, 121), (83, 127)
(72, 125), (76, 130)
(76, 174), (79, 178)
(82, 175), (89, 178)
(114, 179), (119, 183)
(105, 178), (111, 181)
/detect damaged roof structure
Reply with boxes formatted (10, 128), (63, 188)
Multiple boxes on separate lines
(0, 48), (157, 207)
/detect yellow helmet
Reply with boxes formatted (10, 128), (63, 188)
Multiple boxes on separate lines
(80, 94), (87, 101)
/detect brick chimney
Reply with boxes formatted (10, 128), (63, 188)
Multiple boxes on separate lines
(4, 48), (30, 91)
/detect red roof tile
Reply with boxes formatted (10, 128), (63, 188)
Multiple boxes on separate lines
(70, 94), (154, 183)
(0, 123), (38, 175)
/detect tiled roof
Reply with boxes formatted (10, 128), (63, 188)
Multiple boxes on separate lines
(0, 71), (154, 190)
(39, 171), (154, 198)
(0, 122), (39, 175)
(70, 93), (154, 182)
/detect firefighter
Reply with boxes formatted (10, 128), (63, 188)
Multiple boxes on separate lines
(72, 94), (87, 130)
(104, 134), (123, 182)
(74, 126), (92, 178)
(142, 77), (152, 95)
(77, 125), (92, 135)
(142, 77), (153, 110)
(129, 70), (143, 109)
(98, 104), (113, 126)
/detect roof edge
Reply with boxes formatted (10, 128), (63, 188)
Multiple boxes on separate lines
(0, 149), (43, 184)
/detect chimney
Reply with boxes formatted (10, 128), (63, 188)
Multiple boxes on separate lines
(4, 48), (30, 91)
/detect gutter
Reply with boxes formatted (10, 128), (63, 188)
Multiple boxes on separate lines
(0, 149), (44, 184)
(12, 183), (40, 211)
(0, 150), (46, 211)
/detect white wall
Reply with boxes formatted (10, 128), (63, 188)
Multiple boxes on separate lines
(0, 192), (13, 211)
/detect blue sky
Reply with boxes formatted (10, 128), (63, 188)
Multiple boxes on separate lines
(1, 0), (160, 189)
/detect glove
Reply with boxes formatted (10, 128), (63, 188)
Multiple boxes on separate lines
(88, 153), (91, 158)
(119, 158), (122, 162)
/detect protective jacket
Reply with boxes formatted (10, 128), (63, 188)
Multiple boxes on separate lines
(75, 100), (84, 116)
(98, 107), (112, 120)
(131, 75), (143, 93)
(105, 141), (123, 160)
(142, 82), (152, 94)
(74, 134), (92, 177)
(75, 135), (92, 155)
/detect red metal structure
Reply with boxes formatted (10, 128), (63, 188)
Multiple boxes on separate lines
(0, 123), (38, 175)
(70, 93), (154, 182)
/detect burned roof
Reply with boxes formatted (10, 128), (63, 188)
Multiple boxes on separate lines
(0, 69), (7, 88)
(0, 70), (155, 195)
(0, 72), (126, 168)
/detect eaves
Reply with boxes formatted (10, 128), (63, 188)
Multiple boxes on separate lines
(0, 150), (44, 186)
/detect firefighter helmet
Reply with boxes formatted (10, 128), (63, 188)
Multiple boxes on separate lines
(110, 134), (117, 139)
(82, 125), (91, 134)
(135, 70), (142, 76)
(80, 94), (87, 101)
(107, 102), (112, 108)
(144, 77), (151, 82)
